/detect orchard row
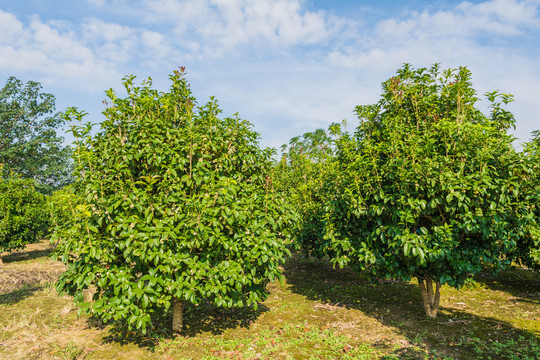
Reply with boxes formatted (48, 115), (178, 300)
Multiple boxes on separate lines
(1, 64), (538, 333)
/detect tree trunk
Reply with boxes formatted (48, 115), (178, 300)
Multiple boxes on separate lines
(418, 277), (441, 318)
(0, 255), (3, 265)
(172, 298), (183, 333)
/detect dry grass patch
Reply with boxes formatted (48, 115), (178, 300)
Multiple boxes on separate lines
(0, 241), (65, 295)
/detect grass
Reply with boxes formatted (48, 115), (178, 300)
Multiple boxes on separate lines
(0, 241), (538, 359)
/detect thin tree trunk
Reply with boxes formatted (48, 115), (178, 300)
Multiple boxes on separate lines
(172, 298), (184, 332)
(418, 278), (433, 317)
(418, 277), (442, 318)
(432, 281), (441, 317)
(426, 278), (434, 307)
(0, 255), (3, 265)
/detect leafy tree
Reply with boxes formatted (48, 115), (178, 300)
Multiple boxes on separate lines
(281, 125), (339, 161)
(321, 64), (538, 317)
(0, 76), (72, 193)
(52, 68), (290, 333)
(0, 174), (49, 264)
(275, 123), (343, 256)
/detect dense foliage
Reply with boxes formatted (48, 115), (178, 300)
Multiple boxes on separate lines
(275, 123), (343, 256)
(520, 132), (540, 270)
(318, 64), (539, 317)
(53, 68), (290, 333)
(0, 77), (71, 194)
(0, 176), (49, 262)
(47, 188), (76, 246)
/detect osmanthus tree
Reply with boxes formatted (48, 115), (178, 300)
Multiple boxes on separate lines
(0, 174), (49, 264)
(53, 67), (290, 333)
(321, 64), (539, 317)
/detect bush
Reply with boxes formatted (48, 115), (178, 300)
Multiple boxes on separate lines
(53, 68), (290, 333)
(0, 177), (48, 262)
(319, 64), (538, 317)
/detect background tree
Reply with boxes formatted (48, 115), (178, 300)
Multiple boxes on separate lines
(320, 64), (538, 317)
(519, 131), (540, 270)
(0, 173), (49, 264)
(53, 68), (290, 333)
(0, 76), (71, 194)
(275, 123), (343, 257)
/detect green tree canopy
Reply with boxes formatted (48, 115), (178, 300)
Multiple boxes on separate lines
(321, 64), (538, 317)
(0, 176), (49, 264)
(280, 124), (342, 161)
(275, 123), (344, 257)
(53, 68), (290, 333)
(0, 76), (71, 193)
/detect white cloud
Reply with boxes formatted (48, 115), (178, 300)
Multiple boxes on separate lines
(78, 17), (180, 69)
(1, 0), (539, 148)
(0, 10), (119, 91)
(374, 0), (540, 47)
(29, 18), (92, 62)
(85, 0), (128, 5)
(82, 18), (135, 43)
(80, 18), (138, 63)
(327, 0), (540, 72)
(0, 11), (180, 91)
(85, 0), (106, 5)
(457, 0), (540, 31)
(140, 0), (344, 57)
(370, 0), (540, 48)
(0, 10), (25, 43)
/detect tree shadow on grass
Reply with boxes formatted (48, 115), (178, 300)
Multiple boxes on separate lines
(0, 265), (63, 303)
(474, 265), (540, 305)
(0, 284), (44, 305)
(282, 254), (540, 359)
(2, 248), (53, 264)
(101, 301), (269, 349)
(181, 302), (269, 337)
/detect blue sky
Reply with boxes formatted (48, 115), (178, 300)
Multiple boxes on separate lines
(1, 0), (539, 150)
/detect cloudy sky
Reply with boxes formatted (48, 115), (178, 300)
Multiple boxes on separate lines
(1, 0), (539, 150)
